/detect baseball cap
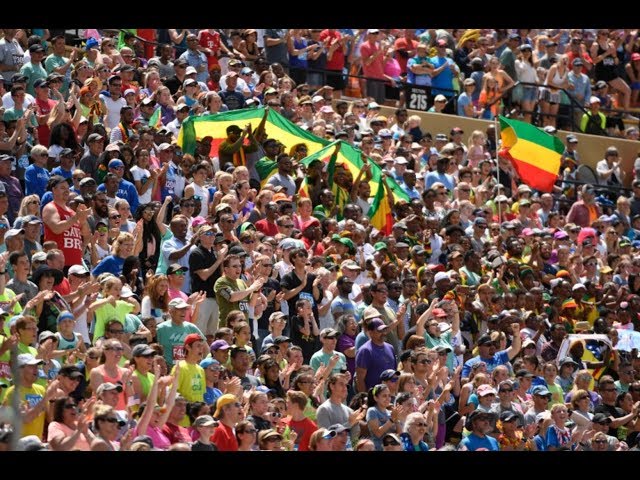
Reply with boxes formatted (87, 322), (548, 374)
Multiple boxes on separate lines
(366, 319), (387, 331)
(166, 264), (189, 275)
(210, 340), (231, 352)
(531, 385), (552, 397)
(380, 369), (401, 381)
(16, 353), (44, 368)
(132, 344), (155, 357)
(108, 159), (124, 169)
(68, 264), (90, 276)
(184, 333), (203, 347)
(194, 414), (217, 428)
(168, 298), (189, 309)
(96, 382), (123, 396)
(320, 328), (339, 339)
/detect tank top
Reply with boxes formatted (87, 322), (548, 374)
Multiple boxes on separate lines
(133, 369), (154, 399)
(101, 366), (127, 411)
(595, 43), (618, 81)
(188, 182), (210, 218)
(44, 202), (84, 267)
(549, 66), (568, 90)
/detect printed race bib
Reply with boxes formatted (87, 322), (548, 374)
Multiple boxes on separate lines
(172, 345), (186, 362)
(25, 393), (43, 408)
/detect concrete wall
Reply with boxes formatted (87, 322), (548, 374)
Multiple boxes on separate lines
(376, 106), (640, 187)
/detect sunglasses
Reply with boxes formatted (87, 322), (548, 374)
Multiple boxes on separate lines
(64, 403), (78, 410)
(103, 417), (120, 424)
(202, 232), (215, 237)
(110, 214), (122, 219)
(108, 329), (124, 334)
(172, 270), (186, 276)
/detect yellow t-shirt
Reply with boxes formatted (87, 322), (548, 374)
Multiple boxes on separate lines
(171, 360), (205, 403)
(4, 383), (46, 439)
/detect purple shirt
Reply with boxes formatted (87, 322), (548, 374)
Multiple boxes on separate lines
(337, 333), (356, 377)
(355, 340), (396, 391)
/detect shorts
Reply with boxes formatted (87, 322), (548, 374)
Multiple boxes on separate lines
(539, 87), (561, 104)
(521, 86), (538, 102)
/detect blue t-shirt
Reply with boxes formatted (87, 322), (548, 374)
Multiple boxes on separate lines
(97, 179), (139, 213)
(366, 406), (392, 451)
(457, 92), (472, 117)
(429, 56), (455, 97)
(204, 386), (223, 406)
(459, 433), (499, 451)
(461, 350), (510, 379)
(51, 166), (72, 181)
(91, 254), (125, 277)
(24, 164), (50, 198)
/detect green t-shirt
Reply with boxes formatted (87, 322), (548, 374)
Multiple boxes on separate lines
(309, 349), (347, 374)
(19, 61), (47, 96)
(214, 276), (249, 327)
(1, 288), (23, 337)
(44, 54), (70, 96)
(424, 331), (455, 372)
(92, 300), (135, 341)
(155, 320), (204, 368)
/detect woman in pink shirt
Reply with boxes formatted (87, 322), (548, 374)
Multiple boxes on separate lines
(48, 396), (95, 451)
(134, 362), (179, 450)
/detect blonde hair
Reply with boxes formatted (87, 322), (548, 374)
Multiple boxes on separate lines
(232, 166), (249, 182)
(112, 232), (135, 256)
(18, 194), (41, 217)
(468, 130), (486, 149)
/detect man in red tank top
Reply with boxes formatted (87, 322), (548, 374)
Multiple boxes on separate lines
(42, 175), (91, 270)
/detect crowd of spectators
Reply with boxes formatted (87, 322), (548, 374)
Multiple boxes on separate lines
(0, 28), (639, 452)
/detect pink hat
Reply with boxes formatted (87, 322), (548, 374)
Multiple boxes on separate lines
(632, 53), (640, 62)
(521, 228), (534, 236)
(476, 384), (497, 397)
(320, 105), (334, 114)
(192, 216), (207, 228)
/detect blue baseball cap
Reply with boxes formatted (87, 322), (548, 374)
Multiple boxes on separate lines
(200, 357), (221, 369)
(56, 311), (74, 324)
(108, 159), (125, 169)
(531, 385), (552, 397)
(85, 38), (99, 51)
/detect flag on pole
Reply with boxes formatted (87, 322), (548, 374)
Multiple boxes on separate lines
(148, 106), (163, 130)
(300, 140), (409, 234)
(498, 116), (564, 192)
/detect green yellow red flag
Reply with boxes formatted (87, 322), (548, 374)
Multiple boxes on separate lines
(498, 116), (564, 192)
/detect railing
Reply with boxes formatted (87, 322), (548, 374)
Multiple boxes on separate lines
(555, 177), (631, 213)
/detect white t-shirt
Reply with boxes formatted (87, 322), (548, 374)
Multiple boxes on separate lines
(130, 165), (152, 205)
(100, 95), (127, 131)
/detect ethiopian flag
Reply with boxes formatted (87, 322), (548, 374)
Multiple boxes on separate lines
(498, 116), (564, 192)
(300, 140), (409, 235)
(178, 107), (329, 158)
(148, 106), (163, 130)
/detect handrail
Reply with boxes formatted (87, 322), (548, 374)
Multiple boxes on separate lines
(490, 80), (610, 136)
